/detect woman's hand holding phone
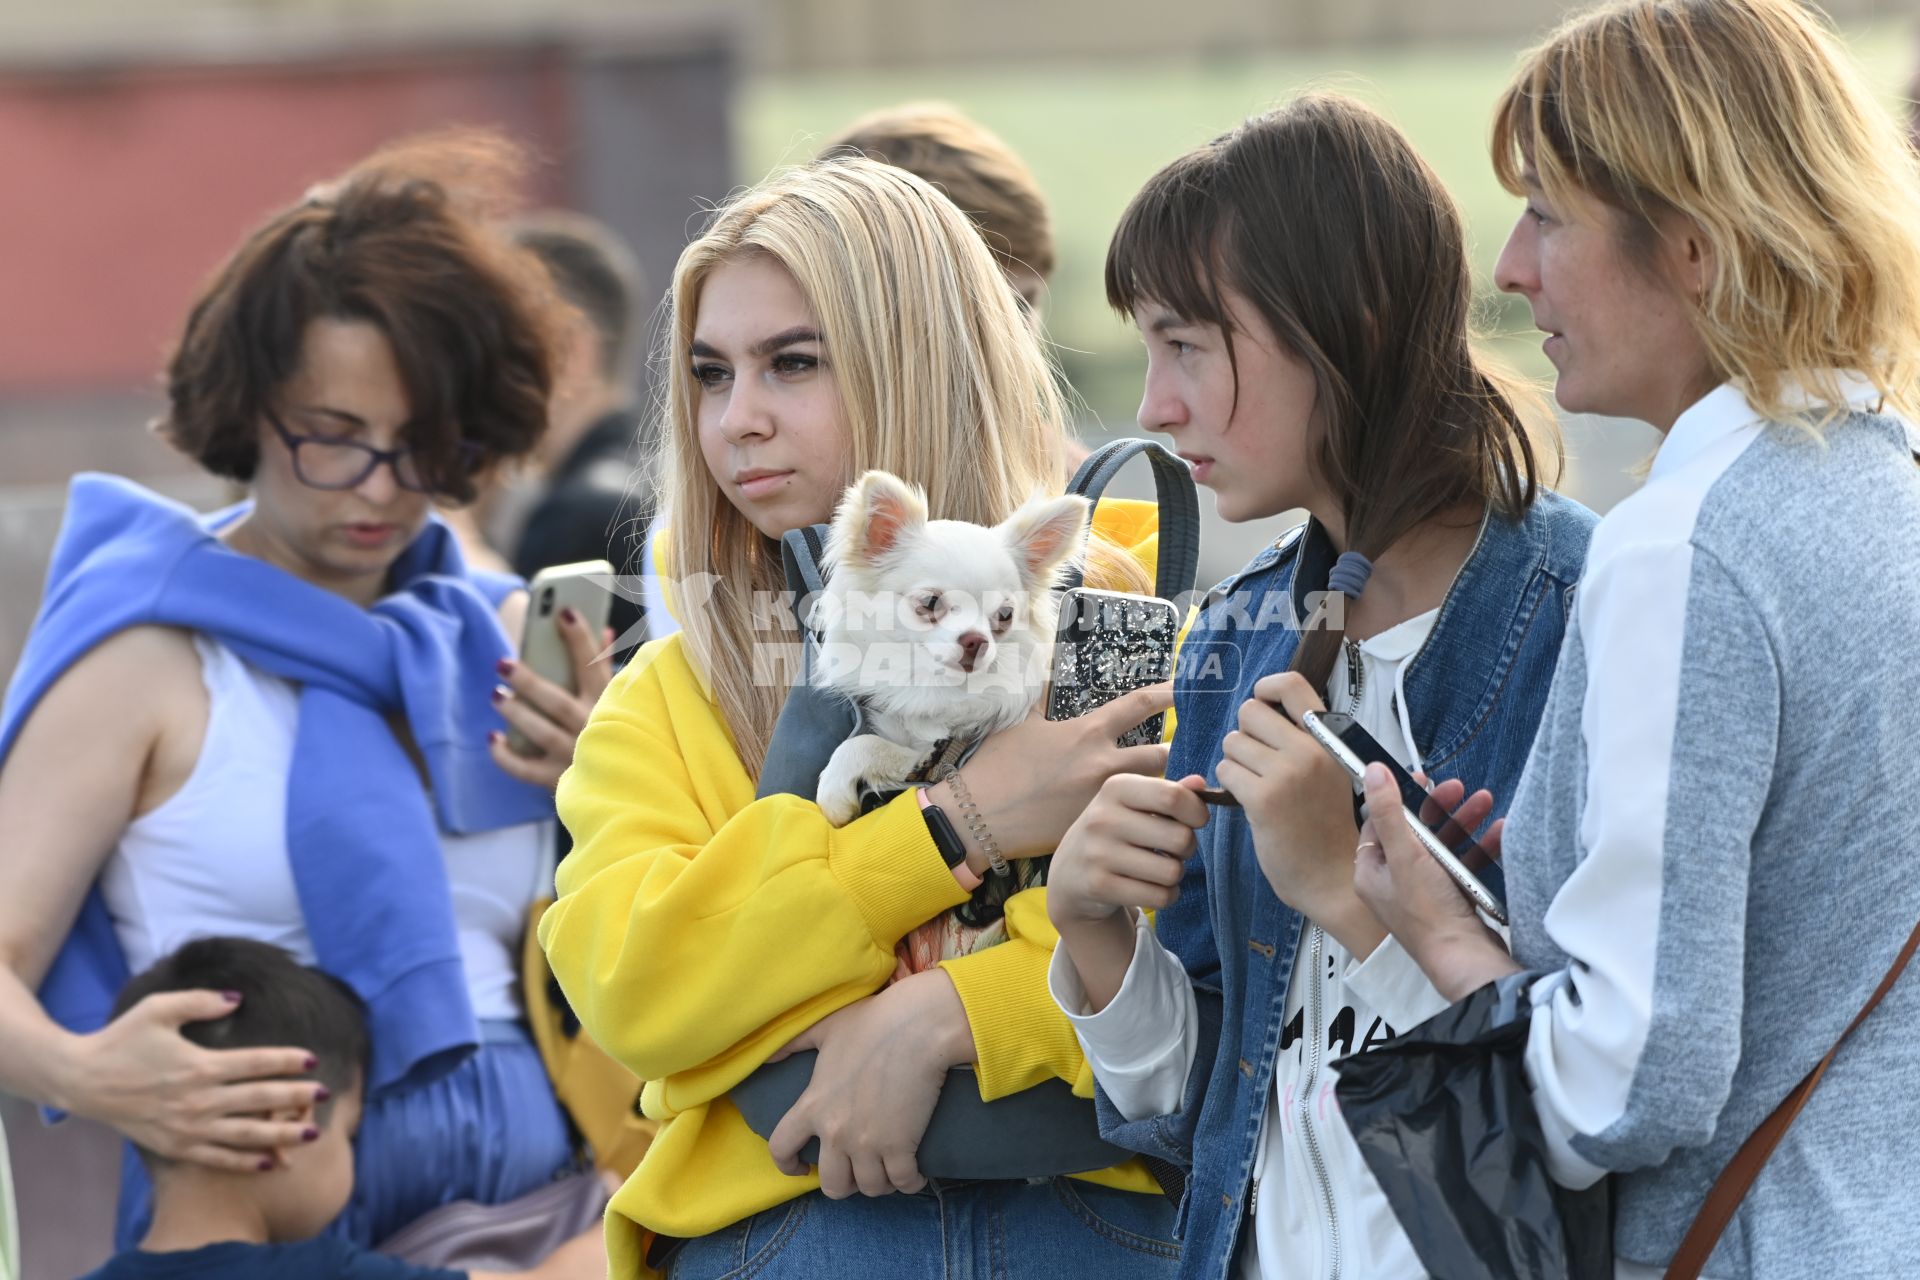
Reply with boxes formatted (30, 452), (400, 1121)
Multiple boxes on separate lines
(488, 603), (617, 791)
(1353, 765), (1518, 1002)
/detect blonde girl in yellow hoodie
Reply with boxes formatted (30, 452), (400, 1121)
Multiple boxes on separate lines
(540, 156), (1181, 1279)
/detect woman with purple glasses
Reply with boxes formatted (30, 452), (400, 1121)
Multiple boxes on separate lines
(0, 132), (604, 1252)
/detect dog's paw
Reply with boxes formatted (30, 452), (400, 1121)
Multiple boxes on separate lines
(816, 750), (866, 826)
(818, 784), (863, 826)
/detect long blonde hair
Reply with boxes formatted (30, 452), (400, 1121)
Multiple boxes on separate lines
(659, 157), (1146, 777)
(1493, 0), (1920, 422)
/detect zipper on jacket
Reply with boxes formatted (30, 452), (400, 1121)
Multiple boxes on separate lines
(1343, 638), (1364, 716)
(1299, 925), (1342, 1280)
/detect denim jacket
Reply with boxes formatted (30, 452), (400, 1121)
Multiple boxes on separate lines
(1095, 489), (1596, 1279)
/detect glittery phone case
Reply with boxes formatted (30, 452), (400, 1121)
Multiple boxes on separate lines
(1044, 587), (1178, 747)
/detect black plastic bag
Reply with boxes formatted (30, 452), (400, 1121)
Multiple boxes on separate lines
(1334, 981), (1613, 1280)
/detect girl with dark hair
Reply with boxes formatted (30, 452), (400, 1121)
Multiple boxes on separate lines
(0, 132), (605, 1250)
(1044, 93), (1597, 1279)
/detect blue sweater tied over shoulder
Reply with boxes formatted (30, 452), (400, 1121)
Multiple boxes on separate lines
(0, 474), (554, 1098)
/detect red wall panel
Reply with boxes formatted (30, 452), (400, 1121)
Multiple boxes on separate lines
(0, 53), (574, 391)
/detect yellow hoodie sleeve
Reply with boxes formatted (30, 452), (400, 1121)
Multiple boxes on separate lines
(939, 887), (1099, 1102)
(540, 640), (970, 1116)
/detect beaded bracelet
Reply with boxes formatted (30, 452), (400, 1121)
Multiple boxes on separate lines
(938, 765), (1010, 877)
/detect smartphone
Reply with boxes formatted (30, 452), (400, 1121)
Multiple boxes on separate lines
(1045, 587), (1179, 747)
(1300, 709), (1507, 925)
(508, 559), (615, 757)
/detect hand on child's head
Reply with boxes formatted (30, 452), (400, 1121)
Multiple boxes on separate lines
(255, 1070), (363, 1243)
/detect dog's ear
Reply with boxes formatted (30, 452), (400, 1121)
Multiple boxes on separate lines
(831, 470), (928, 568)
(999, 493), (1092, 589)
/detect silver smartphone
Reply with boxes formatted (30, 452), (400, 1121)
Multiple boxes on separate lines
(508, 559), (615, 757)
(1044, 587), (1178, 747)
(1300, 709), (1507, 925)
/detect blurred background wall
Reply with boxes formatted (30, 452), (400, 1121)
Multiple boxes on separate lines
(0, 0), (1901, 69)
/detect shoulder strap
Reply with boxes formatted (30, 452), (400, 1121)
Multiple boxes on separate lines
(779, 524), (830, 634)
(755, 524), (858, 803)
(1665, 915), (1920, 1278)
(1060, 439), (1201, 603)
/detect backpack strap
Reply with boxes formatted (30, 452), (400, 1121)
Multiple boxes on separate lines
(754, 525), (857, 803)
(779, 524), (830, 631)
(1061, 439), (1201, 602)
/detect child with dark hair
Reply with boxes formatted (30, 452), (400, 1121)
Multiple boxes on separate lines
(81, 937), (603, 1280)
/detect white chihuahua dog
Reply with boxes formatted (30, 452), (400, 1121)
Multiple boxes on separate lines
(811, 470), (1091, 826)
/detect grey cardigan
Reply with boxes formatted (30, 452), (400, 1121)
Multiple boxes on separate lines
(1500, 378), (1920, 1275)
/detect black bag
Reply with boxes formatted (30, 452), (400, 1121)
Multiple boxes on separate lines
(1340, 915), (1920, 1279)
(1333, 981), (1613, 1280)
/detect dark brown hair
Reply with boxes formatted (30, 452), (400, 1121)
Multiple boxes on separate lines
(114, 937), (368, 1147)
(1105, 93), (1558, 691)
(826, 101), (1056, 281)
(158, 130), (567, 505)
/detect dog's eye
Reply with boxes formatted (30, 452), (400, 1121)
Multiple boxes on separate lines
(993, 604), (1014, 631)
(917, 593), (943, 616)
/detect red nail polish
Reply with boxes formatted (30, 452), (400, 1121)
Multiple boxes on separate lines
(496, 658), (514, 677)
(314, 1086), (332, 1103)
(258, 1156), (275, 1172)
(560, 607), (580, 625)
(491, 686), (506, 705)
(489, 731), (505, 746)
(302, 1055), (318, 1071)
(301, 1127), (320, 1142)
(221, 990), (242, 1004)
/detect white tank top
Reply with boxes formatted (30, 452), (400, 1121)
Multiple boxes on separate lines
(100, 636), (548, 1020)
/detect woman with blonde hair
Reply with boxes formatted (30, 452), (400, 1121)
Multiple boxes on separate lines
(540, 156), (1180, 1278)
(1355, 1), (1920, 1275)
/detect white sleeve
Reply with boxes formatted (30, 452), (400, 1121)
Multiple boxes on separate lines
(1048, 914), (1200, 1122)
(1345, 933), (1457, 1033)
(1347, 918), (1513, 1034)
(1520, 540), (1773, 1188)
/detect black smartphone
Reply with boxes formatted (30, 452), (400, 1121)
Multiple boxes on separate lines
(1045, 587), (1178, 747)
(1300, 709), (1506, 925)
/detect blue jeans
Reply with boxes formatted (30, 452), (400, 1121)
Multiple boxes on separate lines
(115, 1020), (575, 1249)
(662, 1178), (1180, 1280)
